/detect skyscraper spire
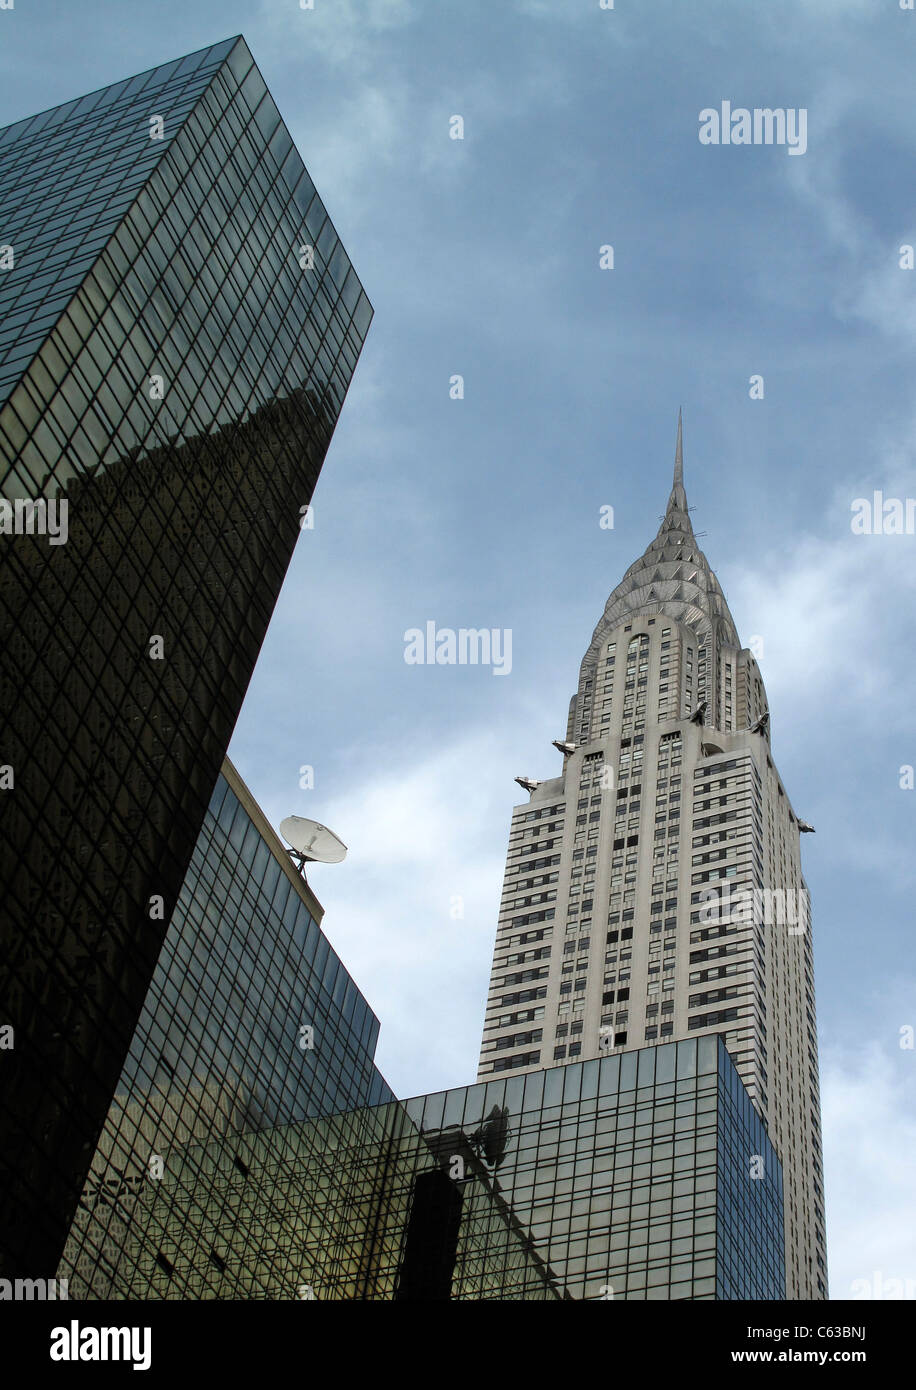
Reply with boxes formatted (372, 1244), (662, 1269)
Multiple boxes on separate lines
(667, 407), (688, 515)
(674, 406), (683, 488)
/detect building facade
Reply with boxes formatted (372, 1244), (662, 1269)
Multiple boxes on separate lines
(0, 36), (372, 1276)
(58, 759), (564, 1302)
(408, 1034), (784, 1300)
(478, 419), (827, 1299)
(107, 1099), (566, 1301)
(59, 759), (395, 1298)
(58, 758), (784, 1301)
(67, 1010), (783, 1299)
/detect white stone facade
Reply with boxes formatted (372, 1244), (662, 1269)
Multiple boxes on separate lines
(477, 419), (828, 1299)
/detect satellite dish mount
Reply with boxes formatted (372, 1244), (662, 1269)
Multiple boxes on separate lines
(279, 815), (347, 883)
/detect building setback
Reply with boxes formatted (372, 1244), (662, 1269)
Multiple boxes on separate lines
(477, 417), (828, 1299)
(0, 36), (372, 1276)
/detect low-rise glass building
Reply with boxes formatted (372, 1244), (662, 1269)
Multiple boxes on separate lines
(59, 760), (394, 1297)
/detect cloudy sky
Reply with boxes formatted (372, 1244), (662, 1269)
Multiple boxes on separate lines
(3, 0), (914, 1299)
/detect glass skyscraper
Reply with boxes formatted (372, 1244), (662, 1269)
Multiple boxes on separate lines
(0, 37), (372, 1277)
(59, 759), (395, 1298)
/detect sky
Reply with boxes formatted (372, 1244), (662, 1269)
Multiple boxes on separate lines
(2, 0), (914, 1300)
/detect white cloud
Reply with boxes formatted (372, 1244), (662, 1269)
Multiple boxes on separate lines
(283, 80), (409, 224)
(850, 250), (916, 346)
(781, 72), (916, 345)
(251, 0), (415, 225)
(721, 435), (916, 892)
(822, 1035), (916, 1297)
(729, 528), (915, 716)
(724, 407), (916, 730)
(268, 723), (543, 1094)
(257, 0), (416, 70)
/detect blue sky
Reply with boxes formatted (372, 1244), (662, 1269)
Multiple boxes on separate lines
(3, 0), (915, 1299)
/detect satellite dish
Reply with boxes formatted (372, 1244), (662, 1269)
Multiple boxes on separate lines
(279, 816), (347, 871)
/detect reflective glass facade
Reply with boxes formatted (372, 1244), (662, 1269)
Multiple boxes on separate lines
(0, 39), (235, 415)
(404, 1035), (784, 1300)
(59, 761), (395, 1298)
(0, 37), (372, 1276)
(81, 1102), (563, 1301)
(65, 923), (782, 1302)
(716, 1046), (785, 1300)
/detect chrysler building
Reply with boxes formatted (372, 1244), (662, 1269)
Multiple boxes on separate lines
(478, 417), (827, 1299)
